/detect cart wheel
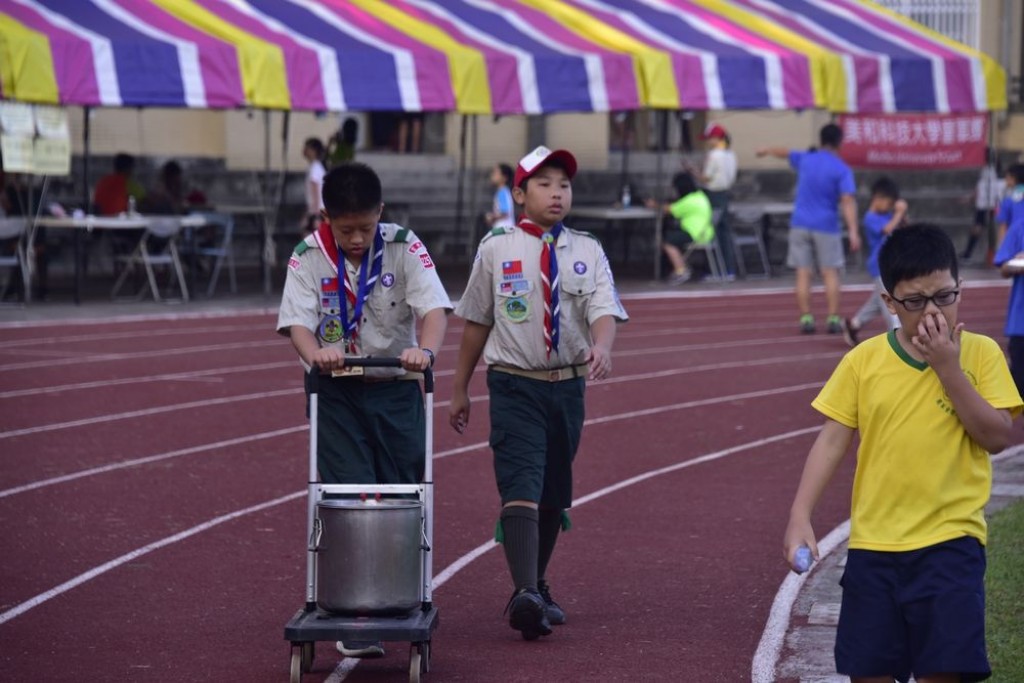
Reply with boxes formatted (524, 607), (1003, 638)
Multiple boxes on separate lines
(289, 647), (302, 683)
(409, 648), (421, 683)
(300, 642), (314, 673)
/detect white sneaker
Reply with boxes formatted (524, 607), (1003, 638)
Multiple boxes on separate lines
(336, 640), (385, 658)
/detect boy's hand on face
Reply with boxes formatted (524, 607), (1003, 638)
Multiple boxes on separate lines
(311, 347), (345, 372)
(587, 346), (612, 381)
(911, 312), (963, 369)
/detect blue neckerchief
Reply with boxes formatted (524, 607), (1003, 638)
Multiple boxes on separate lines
(338, 227), (384, 340)
(547, 222), (563, 353)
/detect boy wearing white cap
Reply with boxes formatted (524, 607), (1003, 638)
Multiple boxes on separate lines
(449, 146), (628, 641)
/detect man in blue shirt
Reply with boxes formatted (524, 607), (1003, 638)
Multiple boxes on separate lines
(758, 124), (861, 334)
(994, 167), (1024, 396)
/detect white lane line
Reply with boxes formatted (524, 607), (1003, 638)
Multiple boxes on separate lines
(0, 361), (296, 399)
(0, 490), (304, 626)
(0, 426), (819, 629)
(0, 323), (270, 349)
(0, 426), (306, 499)
(0, 306), (280, 330)
(328, 426), (823, 681)
(750, 442), (1024, 683)
(0, 339), (287, 373)
(750, 521), (851, 683)
(1, 369), (826, 496)
(0, 389), (299, 440)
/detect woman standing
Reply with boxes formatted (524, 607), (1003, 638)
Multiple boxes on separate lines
(300, 137), (326, 236)
(692, 123), (737, 276)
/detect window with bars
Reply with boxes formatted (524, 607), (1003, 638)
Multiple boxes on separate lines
(874, 0), (980, 49)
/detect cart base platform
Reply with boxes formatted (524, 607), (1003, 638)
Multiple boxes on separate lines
(284, 604), (439, 643)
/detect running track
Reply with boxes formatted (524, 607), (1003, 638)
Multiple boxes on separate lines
(1, 282), (1019, 682)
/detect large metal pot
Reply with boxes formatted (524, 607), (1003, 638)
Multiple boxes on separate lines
(315, 499), (422, 615)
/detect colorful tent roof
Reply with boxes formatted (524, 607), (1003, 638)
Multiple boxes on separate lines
(0, 0), (1006, 113)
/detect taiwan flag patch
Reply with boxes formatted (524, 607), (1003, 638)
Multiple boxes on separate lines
(502, 260), (523, 280)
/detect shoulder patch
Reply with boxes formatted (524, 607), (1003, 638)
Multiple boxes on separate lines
(566, 227), (601, 242)
(391, 228), (410, 243)
(480, 226), (514, 244)
(293, 241), (309, 255)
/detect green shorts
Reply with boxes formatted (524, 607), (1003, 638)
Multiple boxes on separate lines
(487, 369), (585, 508)
(304, 373), (425, 485)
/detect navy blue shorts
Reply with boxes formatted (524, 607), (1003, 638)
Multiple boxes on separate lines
(486, 369), (585, 508)
(835, 536), (990, 683)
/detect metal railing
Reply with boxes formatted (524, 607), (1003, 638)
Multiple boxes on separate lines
(875, 0), (980, 49)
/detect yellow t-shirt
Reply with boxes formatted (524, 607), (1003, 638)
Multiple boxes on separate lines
(812, 330), (1022, 551)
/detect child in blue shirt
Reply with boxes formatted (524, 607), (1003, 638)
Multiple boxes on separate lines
(995, 164), (1024, 248)
(486, 163), (515, 229)
(993, 196), (1024, 396)
(841, 177), (907, 346)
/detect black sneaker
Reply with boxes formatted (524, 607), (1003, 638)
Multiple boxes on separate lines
(537, 580), (566, 625)
(799, 314), (815, 335)
(841, 318), (860, 348)
(826, 315), (843, 335)
(505, 588), (552, 641)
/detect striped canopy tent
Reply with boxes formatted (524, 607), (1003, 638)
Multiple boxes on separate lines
(0, 0), (1007, 115)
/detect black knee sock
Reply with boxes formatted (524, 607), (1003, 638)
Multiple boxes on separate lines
(537, 507), (562, 581)
(500, 506), (539, 592)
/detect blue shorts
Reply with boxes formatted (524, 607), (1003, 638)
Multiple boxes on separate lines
(835, 536), (990, 682)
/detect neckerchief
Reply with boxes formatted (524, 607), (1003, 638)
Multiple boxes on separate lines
(314, 220), (385, 345)
(516, 218), (562, 356)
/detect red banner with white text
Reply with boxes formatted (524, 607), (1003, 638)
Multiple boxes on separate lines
(837, 113), (987, 169)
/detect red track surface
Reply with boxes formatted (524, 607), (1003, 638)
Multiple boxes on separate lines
(1, 284), (1019, 682)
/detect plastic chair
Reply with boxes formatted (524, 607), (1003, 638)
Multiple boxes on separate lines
(684, 209), (728, 281)
(111, 217), (189, 302)
(0, 218), (30, 302)
(181, 212), (236, 297)
(729, 218), (772, 279)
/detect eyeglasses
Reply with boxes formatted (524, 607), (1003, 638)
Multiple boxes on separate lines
(889, 289), (960, 311)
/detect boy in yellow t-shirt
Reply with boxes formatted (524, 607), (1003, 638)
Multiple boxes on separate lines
(784, 224), (1022, 683)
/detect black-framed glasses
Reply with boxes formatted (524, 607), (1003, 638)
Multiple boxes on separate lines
(889, 289), (960, 311)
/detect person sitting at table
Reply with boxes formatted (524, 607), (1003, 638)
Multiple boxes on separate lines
(139, 161), (206, 215)
(648, 171), (715, 284)
(93, 153), (145, 216)
(93, 153), (148, 271)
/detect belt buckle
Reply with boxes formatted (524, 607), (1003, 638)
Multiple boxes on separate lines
(548, 369), (561, 382)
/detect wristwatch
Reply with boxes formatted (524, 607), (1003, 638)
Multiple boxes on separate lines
(421, 348), (435, 367)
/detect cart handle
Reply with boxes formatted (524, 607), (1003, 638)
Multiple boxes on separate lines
(307, 358), (434, 394)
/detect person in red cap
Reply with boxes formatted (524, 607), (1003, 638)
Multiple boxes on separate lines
(692, 123), (738, 276)
(450, 145), (629, 642)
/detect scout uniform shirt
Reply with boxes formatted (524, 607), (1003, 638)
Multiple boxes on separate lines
(277, 222), (452, 378)
(456, 224), (628, 370)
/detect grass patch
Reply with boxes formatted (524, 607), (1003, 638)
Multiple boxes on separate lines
(987, 498), (1024, 682)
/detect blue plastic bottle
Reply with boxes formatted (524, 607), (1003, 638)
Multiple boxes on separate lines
(794, 545), (813, 574)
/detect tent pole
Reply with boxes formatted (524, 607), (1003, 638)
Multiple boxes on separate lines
(266, 109), (290, 295)
(75, 106), (92, 305)
(986, 110), (996, 265)
(467, 114), (480, 254)
(654, 110), (666, 282)
(455, 114), (468, 265)
(263, 109), (272, 295)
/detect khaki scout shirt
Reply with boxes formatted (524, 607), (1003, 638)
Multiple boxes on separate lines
(456, 225), (628, 370)
(277, 223), (452, 377)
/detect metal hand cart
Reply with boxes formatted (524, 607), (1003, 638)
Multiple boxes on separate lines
(284, 358), (438, 682)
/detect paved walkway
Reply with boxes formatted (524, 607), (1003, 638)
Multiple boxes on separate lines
(775, 447), (1024, 683)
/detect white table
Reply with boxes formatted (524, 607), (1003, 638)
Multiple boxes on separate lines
(32, 214), (204, 303)
(569, 205), (660, 275)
